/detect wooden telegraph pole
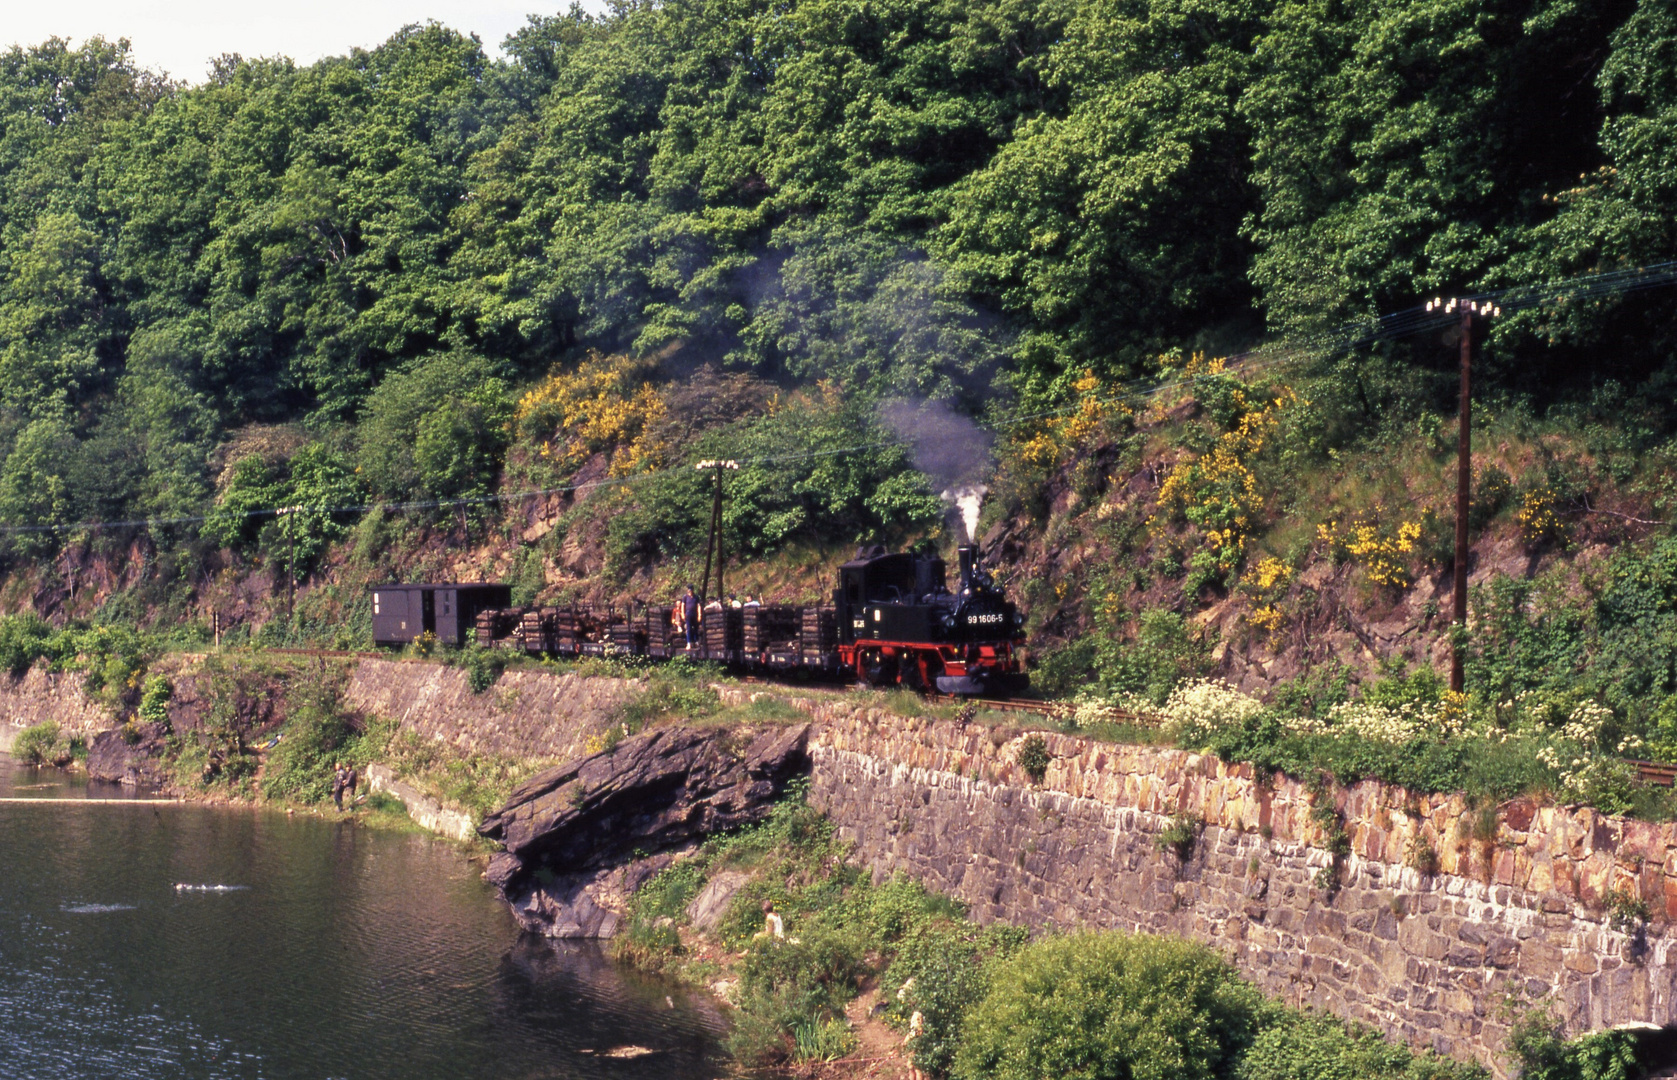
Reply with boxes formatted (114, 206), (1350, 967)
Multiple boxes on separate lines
(694, 461), (738, 604)
(277, 505), (303, 619)
(1428, 296), (1498, 693)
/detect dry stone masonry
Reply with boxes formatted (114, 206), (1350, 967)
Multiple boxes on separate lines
(788, 698), (1677, 1075)
(0, 667), (114, 752)
(344, 658), (642, 760)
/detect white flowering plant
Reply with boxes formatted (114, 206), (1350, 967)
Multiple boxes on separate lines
(1067, 673), (1650, 812)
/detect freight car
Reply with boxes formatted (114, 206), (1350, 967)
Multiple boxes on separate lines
(374, 544), (1027, 696)
(371, 582), (512, 646)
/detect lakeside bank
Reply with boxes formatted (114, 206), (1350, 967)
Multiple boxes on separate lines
(0, 750), (726, 1079)
(6, 649), (1677, 1077)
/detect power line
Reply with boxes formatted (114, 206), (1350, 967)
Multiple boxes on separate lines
(4, 260), (1675, 539)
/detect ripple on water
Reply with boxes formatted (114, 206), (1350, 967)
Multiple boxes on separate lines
(2, 754), (725, 1080)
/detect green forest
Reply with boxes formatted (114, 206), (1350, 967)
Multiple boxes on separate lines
(0, 0), (1672, 545)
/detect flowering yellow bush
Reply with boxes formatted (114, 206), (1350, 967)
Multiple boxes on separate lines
(1241, 557), (1292, 634)
(1516, 487), (1565, 545)
(1152, 380), (1294, 587)
(1251, 556), (1291, 591)
(1318, 513), (1423, 587)
(1015, 370), (1126, 467)
(515, 352), (667, 475)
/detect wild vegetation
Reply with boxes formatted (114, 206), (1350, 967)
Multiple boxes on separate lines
(610, 786), (1640, 1079)
(0, 0), (1674, 814)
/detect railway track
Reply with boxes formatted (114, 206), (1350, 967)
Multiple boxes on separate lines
(1631, 759), (1677, 787)
(241, 650), (1677, 788)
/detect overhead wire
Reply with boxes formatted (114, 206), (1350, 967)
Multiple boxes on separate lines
(5, 259), (1677, 538)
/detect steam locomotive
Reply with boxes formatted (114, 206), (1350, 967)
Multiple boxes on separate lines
(370, 543), (1028, 696)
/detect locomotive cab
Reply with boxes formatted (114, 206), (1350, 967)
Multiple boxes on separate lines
(834, 543), (1026, 695)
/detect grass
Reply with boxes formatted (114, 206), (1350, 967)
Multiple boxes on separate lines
(600, 787), (1559, 1079)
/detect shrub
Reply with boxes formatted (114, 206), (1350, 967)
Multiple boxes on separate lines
(1237, 1010), (1487, 1080)
(261, 665), (372, 804)
(459, 645), (509, 693)
(1156, 812), (1201, 860)
(137, 674), (173, 727)
(1505, 1006), (1643, 1080)
(952, 932), (1264, 1080)
(0, 612), (57, 676)
(12, 721), (67, 765)
(728, 926), (868, 1068)
(1159, 679), (1267, 749)
(1017, 735), (1050, 783)
(885, 922), (1026, 1078)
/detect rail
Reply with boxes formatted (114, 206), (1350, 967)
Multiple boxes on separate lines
(1631, 759), (1677, 787)
(206, 648), (1677, 789)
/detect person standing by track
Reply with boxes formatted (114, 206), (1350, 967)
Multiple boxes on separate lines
(678, 584), (702, 649)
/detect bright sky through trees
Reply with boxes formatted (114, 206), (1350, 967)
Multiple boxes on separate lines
(3, 1), (607, 83)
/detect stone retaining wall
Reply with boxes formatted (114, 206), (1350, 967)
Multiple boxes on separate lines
(365, 763), (477, 841)
(787, 697), (1677, 1076)
(344, 659), (641, 761)
(0, 667), (112, 752)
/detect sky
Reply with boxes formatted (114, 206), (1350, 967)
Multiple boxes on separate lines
(3, 1), (609, 84)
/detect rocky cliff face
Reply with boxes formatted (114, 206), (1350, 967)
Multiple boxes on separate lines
(478, 722), (809, 937)
(85, 723), (171, 785)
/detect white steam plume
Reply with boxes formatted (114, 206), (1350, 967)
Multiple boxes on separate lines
(940, 485), (987, 544)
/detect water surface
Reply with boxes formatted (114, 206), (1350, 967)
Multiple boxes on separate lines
(0, 754), (723, 1079)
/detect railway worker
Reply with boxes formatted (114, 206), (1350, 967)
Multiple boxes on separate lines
(742, 595), (760, 607)
(679, 585), (702, 648)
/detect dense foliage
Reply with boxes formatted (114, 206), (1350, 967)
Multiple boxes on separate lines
(952, 932), (1264, 1080)
(617, 786), (1506, 1078)
(0, 0), (1671, 556)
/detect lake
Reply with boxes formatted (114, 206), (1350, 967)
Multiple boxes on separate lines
(0, 753), (724, 1079)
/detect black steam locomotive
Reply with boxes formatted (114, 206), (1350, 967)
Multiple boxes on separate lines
(370, 543), (1027, 696)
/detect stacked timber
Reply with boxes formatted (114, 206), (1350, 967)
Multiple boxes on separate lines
(703, 608), (743, 657)
(608, 608), (641, 653)
(744, 606), (800, 653)
(801, 607), (838, 652)
(645, 605), (674, 656)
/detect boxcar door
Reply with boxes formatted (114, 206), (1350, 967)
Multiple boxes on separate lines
(438, 589), (457, 644)
(421, 589), (436, 636)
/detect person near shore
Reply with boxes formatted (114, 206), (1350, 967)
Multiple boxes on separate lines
(344, 765), (359, 806)
(756, 899), (784, 940)
(332, 763), (349, 811)
(906, 1008), (925, 1080)
(679, 585), (702, 648)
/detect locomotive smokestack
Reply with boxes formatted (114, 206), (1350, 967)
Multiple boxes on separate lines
(957, 545), (976, 592)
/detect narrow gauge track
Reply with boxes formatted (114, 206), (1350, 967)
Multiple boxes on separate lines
(255, 649), (1677, 788)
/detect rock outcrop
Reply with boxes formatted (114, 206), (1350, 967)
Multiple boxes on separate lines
(86, 723), (170, 786)
(479, 722), (809, 937)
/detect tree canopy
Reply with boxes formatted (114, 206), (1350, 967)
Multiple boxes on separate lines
(0, 0), (1671, 542)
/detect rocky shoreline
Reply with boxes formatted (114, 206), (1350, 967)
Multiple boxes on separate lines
(479, 723), (810, 937)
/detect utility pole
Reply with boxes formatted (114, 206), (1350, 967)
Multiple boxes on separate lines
(694, 460), (738, 604)
(277, 506), (303, 619)
(1426, 296), (1498, 693)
